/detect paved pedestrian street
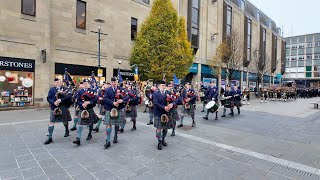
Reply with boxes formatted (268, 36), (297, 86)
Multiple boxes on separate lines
(1, 98), (320, 180)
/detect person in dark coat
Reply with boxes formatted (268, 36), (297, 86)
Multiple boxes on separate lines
(125, 84), (140, 131)
(178, 82), (197, 127)
(93, 82), (110, 133)
(44, 78), (73, 145)
(203, 80), (219, 120)
(221, 85), (235, 117)
(234, 86), (242, 114)
(70, 82), (84, 131)
(147, 86), (157, 125)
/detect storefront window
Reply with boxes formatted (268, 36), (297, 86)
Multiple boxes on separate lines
(0, 57), (35, 107)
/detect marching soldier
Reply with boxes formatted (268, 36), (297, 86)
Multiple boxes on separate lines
(234, 86), (242, 114)
(70, 82), (84, 131)
(103, 77), (128, 149)
(203, 80), (219, 120)
(153, 81), (177, 150)
(45, 78), (73, 145)
(93, 82), (109, 133)
(72, 79), (99, 146)
(147, 86), (157, 125)
(178, 82), (197, 127)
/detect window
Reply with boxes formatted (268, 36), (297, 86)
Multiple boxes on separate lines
(315, 42), (320, 47)
(307, 43), (313, 47)
(291, 45), (297, 49)
(143, 0), (150, 4)
(226, 6), (232, 38)
(21, 0), (36, 16)
(298, 44), (305, 49)
(315, 54), (320, 59)
(298, 61), (304, 67)
(306, 60), (312, 66)
(247, 19), (252, 62)
(298, 56), (304, 60)
(286, 45), (290, 49)
(131, 18), (138, 41)
(239, 0), (245, 10)
(286, 57), (290, 61)
(291, 57), (297, 61)
(191, 0), (199, 48)
(291, 61), (297, 67)
(76, 0), (86, 30)
(306, 55), (312, 59)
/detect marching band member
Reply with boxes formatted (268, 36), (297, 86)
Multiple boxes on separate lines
(167, 83), (182, 136)
(178, 82), (197, 127)
(72, 79), (99, 146)
(44, 78), (73, 145)
(203, 80), (219, 120)
(125, 84), (140, 131)
(147, 86), (157, 125)
(143, 82), (152, 113)
(234, 86), (242, 114)
(221, 85), (234, 117)
(103, 77), (128, 149)
(260, 88), (267, 103)
(70, 82), (84, 131)
(93, 82), (109, 133)
(153, 81), (177, 150)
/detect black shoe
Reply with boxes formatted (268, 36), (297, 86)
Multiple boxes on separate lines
(73, 138), (81, 146)
(171, 131), (175, 136)
(131, 126), (136, 131)
(201, 110), (205, 112)
(162, 141), (167, 146)
(157, 141), (163, 150)
(192, 123), (196, 127)
(44, 138), (53, 145)
(104, 142), (111, 149)
(70, 127), (77, 131)
(215, 117), (218, 120)
(177, 124), (183, 128)
(221, 115), (226, 117)
(64, 130), (70, 137)
(93, 127), (99, 133)
(118, 128), (123, 133)
(113, 137), (118, 143)
(230, 113), (234, 116)
(203, 117), (208, 120)
(86, 134), (92, 141)
(147, 122), (153, 125)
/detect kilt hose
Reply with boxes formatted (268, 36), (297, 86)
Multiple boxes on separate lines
(154, 114), (174, 129)
(78, 108), (99, 125)
(125, 105), (137, 119)
(104, 108), (126, 126)
(50, 106), (72, 123)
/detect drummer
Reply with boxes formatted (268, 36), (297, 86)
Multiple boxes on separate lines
(203, 80), (219, 120)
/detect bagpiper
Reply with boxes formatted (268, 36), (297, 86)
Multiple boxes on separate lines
(93, 81), (110, 133)
(221, 85), (234, 117)
(70, 82), (84, 131)
(234, 86), (242, 114)
(178, 82), (197, 127)
(260, 88), (267, 103)
(167, 83), (182, 136)
(203, 80), (219, 120)
(45, 78), (73, 145)
(242, 88), (250, 105)
(103, 77), (128, 149)
(147, 86), (157, 125)
(153, 81), (177, 150)
(125, 84), (140, 131)
(72, 79), (99, 146)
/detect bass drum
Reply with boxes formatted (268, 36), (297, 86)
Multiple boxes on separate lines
(205, 101), (219, 113)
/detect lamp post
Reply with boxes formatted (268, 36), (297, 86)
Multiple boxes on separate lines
(92, 18), (106, 86)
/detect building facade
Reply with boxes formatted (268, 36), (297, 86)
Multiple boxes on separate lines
(284, 33), (320, 87)
(0, 0), (285, 108)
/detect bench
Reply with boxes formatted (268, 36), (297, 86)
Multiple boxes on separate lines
(310, 102), (319, 109)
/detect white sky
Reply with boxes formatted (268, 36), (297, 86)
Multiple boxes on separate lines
(249, 0), (319, 37)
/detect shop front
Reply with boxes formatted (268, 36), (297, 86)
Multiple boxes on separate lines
(0, 56), (35, 107)
(112, 69), (134, 81)
(55, 63), (106, 86)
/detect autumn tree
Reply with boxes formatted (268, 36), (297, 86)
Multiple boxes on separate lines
(129, 0), (193, 82)
(249, 48), (271, 89)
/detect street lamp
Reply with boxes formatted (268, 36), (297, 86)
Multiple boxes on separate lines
(92, 18), (106, 86)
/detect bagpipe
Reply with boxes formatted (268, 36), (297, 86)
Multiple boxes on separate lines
(80, 89), (96, 120)
(125, 91), (137, 113)
(110, 90), (126, 118)
(160, 91), (174, 124)
(53, 88), (73, 117)
(183, 90), (195, 110)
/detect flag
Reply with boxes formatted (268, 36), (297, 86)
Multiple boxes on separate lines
(63, 68), (75, 87)
(173, 74), (179, 84)
(117, 68), (123, 83)
(90, 72), (98, 90)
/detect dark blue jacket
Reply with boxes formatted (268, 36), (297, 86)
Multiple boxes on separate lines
(126, 89), (140, 106)
(234, 89), (242, 101)
(205, 86), (218, 101)
(181, 88), (197, 105)
(47, 86), (72, 110)
(76, 88), (98, 110)
(153, 90), (178, 117)
(225, 89), (235, 101)
(103, 86), (129, 111)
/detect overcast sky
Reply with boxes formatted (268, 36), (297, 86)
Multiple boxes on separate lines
(249, 0), (319, 37)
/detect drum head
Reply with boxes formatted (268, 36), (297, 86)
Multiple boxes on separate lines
(205, 101), (215, 109)
(145, 100), (149, 105)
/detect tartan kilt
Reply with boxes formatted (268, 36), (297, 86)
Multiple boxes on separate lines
(104, 109), (126, 126)
(234, 100), (242, 108)
(125, 105), (137, 119)
(78, 108), (99, 125)
(154, 114), (173, 129)
(148, 107), (154, 114)
(225, 101), (235, 109)
(50, 106), (72, 123)
(181, 104), (195, 116)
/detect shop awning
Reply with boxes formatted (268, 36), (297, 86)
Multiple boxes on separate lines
(201, 64), (214, 75)
(188, 63), (198, 73)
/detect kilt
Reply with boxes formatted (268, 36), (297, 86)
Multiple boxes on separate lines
(125, 105), (137, 119)
(154, 114), (173, 129)
(225, 101), (235, 109)
(171, 107), (179, 126)
(234, 100), (242, 108)
(104, 109), (126, 126)
(50, 106), (72, 123)
(78, 108), (99, 125)
(148, 107), (154, 114)
(181, 104), (195, 116)
(99, 106), (106, 116)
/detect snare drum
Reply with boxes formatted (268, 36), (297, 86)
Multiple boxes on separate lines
(205, 101), (219, 113)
